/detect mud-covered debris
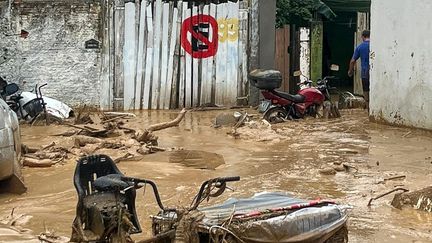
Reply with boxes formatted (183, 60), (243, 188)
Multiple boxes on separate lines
(74, 135), (102, 147)
(102, 112), (136, 120)
(230, 120), (281, 142)
(23, 157), (58, 168)
(21, 144), (39, 154)
(319, 168), (337, 175)
(169, 150), (225, 170)
(338, 92), (366, 109)
(114, 153), (143, 163)
(333, 165), (346, 172)
(214, 112), (239, 127)
(39, 230), (69, 243)
(392, 186), (432, 212)
(0, 210), (32, 227)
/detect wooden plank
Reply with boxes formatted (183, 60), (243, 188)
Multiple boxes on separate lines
(151, 0), (163, 109)
(215, 3), (227, 106)
(100, 0), (112, 110)
(159, 3), (170, 109)
(165, 4), (179, 109)
(238, 7), (248, 103)
(113, 0), (125, 111)
(248, 0), (260, 106)
(123, 1), (137, 110)
(135, 0), (148, 110)
(225, 2), (239, 105)
(209, 3), (217, 105)
(170, 1), (183, 109)
(275, 28), (285, 87)
(184, 6), (192, 108)
(192, 5), (199, 107)
(178, 1), (188, 108)
(200, 4), (211, 105)
(143, 3), (154, 109)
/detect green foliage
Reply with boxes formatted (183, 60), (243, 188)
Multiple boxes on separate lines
(276, 0), (317, 28)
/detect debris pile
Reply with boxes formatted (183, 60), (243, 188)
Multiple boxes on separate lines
(21, 109), (187, 167)
(392, 187), (432, 212)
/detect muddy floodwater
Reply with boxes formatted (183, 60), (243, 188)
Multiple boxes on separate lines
(1, 109), (432, 242)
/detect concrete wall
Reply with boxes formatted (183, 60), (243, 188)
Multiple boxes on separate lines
(258, 0), (276, 69)
(370, 0), (432, 130)
(0, 0), (103, 108)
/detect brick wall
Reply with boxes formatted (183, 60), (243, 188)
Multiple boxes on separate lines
(0, 0), (103, 108)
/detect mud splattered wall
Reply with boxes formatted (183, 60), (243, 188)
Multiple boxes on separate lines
(370, 0), (432, 130)
(0, 0), (103, 108)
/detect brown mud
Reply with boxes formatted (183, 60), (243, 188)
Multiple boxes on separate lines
(0, 109), (432, 242)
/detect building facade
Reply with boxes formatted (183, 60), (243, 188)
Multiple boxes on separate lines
(370, 0), (432, 130)
(0, 0), (275, 110)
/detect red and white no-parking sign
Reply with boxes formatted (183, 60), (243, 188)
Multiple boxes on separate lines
(181, 15), (218, 59)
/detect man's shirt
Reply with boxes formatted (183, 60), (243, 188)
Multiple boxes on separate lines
(353, 40), (370, 78)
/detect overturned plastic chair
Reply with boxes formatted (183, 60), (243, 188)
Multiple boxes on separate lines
(70, 155), (141, 242)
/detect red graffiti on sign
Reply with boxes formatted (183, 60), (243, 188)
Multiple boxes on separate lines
(181, 15), (218, 59)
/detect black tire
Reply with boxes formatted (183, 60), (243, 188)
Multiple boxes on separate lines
(263, 107), (288, 124)
(31, 113), (63, 126)
(308, 104), (320, 118)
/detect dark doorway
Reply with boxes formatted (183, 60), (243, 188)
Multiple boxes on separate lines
(322, 12), (357, 91)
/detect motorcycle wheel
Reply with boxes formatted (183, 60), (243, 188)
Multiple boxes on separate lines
(31, 113), (63, 126)
(263, 107), (288, 124)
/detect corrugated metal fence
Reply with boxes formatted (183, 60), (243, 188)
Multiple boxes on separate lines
(115, 0), (249, 110)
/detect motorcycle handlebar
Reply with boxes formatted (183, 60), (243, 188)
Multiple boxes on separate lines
(120, 176), (240, 212)
(121, 176), (169, 211)
(190, 176), (241, 211)
(218, 176), (240, 183)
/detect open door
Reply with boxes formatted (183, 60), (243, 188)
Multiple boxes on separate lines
(353, 12), (370, 95)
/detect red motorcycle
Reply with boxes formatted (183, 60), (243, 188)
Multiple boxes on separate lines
(249, 67), (339, 123)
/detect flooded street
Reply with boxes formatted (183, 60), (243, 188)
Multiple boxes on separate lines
(1, 109), (432, 242)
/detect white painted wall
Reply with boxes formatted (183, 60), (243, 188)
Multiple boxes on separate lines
(299, 27), (310, 83)
(370, 0), (432, 129)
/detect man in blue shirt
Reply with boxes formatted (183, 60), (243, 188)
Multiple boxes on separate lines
(348, 30), (370, 109)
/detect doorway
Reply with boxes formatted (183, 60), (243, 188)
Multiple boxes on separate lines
(322, 12), (357, 91)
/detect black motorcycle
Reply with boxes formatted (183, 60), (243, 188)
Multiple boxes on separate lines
(71, 155), (349, 243)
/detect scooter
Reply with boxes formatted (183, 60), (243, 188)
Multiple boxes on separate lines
(250, 65), (340, 123)
(5, 82), (73, 125)
(71, 155), (350, 243)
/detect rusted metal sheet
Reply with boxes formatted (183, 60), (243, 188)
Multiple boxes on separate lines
(115, 1), (249, 110)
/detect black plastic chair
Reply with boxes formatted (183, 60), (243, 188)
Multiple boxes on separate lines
(71, 155), (141, 242)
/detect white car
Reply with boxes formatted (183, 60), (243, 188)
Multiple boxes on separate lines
(0, 83), (26, 193)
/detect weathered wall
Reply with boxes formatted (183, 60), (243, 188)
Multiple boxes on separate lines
(0, 0), (103, 108)
(370, 0), (432, 129)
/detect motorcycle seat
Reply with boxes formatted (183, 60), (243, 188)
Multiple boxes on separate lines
(93, 174), (133, 192)
(273, 90), (305, 103)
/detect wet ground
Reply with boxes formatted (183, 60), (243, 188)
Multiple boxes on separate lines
(1, 109), (432, 242)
